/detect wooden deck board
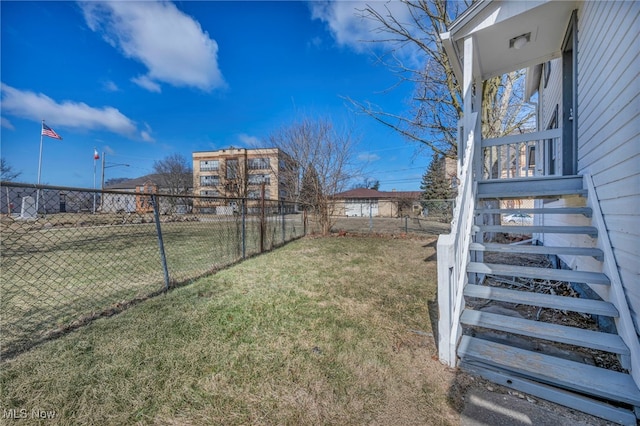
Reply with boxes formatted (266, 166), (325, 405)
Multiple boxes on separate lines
(475, 207), (592, 216)
(461, 309), (629, 354)
(467, 262), (611, 285)
(458, 335), (640, 406)
(478, 225), (598, 236)
(464, 284), (619, 317)
(461, 362), (638, 425)
(477, 176), (586, 199)
(469, 242), (603, 259)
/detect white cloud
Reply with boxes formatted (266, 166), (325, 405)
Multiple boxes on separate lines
(131, 75), (161, 93)
(307, 36), (323, 49)
(237, 133), (261, 148)
(358, 152), (381, 162)
(103, 80), (120, 92)
(141, 122), (155, 142)
(80, 1), (225, 92)
(0, 83), (137, 136)
(309, 1), (413, 52)
(1, 116), (15, 130)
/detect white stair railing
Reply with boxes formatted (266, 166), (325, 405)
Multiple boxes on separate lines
(437, 113), (478, 366)
(482, 128), (561, 179)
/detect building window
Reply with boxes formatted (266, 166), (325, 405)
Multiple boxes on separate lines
(226, 159), (238, 179)
(527, 146), (536, 168)
(200, 175), (220, 186)
(248, 189), (270, 199)
(200, 160), (219, 171)
(248, 174), (271, 185)
(248, 157), (270, 170)
(200, 190), (220, 197)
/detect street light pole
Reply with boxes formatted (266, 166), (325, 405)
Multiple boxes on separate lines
(101, 152), (130, 190)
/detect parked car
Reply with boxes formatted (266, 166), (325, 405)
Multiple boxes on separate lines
(503, 213), (533, 225)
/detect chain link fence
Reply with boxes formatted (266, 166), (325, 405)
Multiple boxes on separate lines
(0, 182), (305, 358)
(327, 199), (454, 236)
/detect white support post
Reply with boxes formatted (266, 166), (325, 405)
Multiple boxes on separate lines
(437, 234), (455, 366)
(463, 37), (474, 150)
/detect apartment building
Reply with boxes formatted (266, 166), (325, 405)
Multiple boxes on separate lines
(192, 147), (295, 212)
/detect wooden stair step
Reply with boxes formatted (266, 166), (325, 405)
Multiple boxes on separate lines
(477, 189), (588, 199)
(460, 362), (638, 425)
(460, 309), (628, 355)
(467, 262), (611, 285)
(469, 242), (604, 260)
(464, 284), (619, 317)
(477, 176), (586, 199)
(477, 225), (598, 237)
(475, 207), (592, 217)
(458, 335), (640, 406)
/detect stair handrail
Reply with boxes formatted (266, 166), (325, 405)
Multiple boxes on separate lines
(437, 112), (478, 366)
(584, 174), (640, 387)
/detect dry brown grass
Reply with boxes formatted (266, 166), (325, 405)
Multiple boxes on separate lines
(1, 236), (467, 425)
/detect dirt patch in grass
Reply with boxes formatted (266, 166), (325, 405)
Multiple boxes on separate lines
(0, 236), (475, 425)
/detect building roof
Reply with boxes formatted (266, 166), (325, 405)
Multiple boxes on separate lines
(441, 1), (576, 81)
(105, 173), (192, 190)
(334, 188), (421, 200)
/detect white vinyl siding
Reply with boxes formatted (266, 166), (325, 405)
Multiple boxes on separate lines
(577, 1), (640, 333)
(540, 57), (562, 176)
(535, 1), (640, 334)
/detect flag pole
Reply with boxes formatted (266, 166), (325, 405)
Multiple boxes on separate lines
(36, 120), (45, 214)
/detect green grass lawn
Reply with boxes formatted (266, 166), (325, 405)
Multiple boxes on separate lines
(0, 236), (466, 425)
(0, 215), (304, 356)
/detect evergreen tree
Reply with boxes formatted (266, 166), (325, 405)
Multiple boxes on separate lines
(299, 163), (321, 212)
(420, 152), (454, 219)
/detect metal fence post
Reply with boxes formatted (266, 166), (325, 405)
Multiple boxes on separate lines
(303, 209), (307, 236)
(151, 194), (171, 291)
(241, 198), (246, 259)
(281, 201), (286, 244)
(260, 184), (266, 253)
(405, 216), (408, 233)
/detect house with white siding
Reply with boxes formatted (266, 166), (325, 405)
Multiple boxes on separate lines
(332, 188), (422, 218)
(436, 1), (639, 423)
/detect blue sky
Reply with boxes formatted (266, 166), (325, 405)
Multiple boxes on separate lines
(1, 1), (431, 191)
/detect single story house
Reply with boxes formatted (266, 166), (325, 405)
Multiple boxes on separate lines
(332, 188), (422, 218)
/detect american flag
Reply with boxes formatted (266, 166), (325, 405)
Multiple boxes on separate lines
(42, 122), (63, 140)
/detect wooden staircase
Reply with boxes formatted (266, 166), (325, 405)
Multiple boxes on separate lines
(456, 175), (640, 425)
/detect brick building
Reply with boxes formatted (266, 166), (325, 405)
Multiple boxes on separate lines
(192, 147), (296, 213)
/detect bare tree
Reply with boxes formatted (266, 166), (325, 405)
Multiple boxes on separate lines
(1, 159), (21, 182)
(268, 116), (359, 236)
(346, 0), (534, 157)
(153, 153), (193, 213)
(152, 153), (193, 196)
(351, 177), (380, 190)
